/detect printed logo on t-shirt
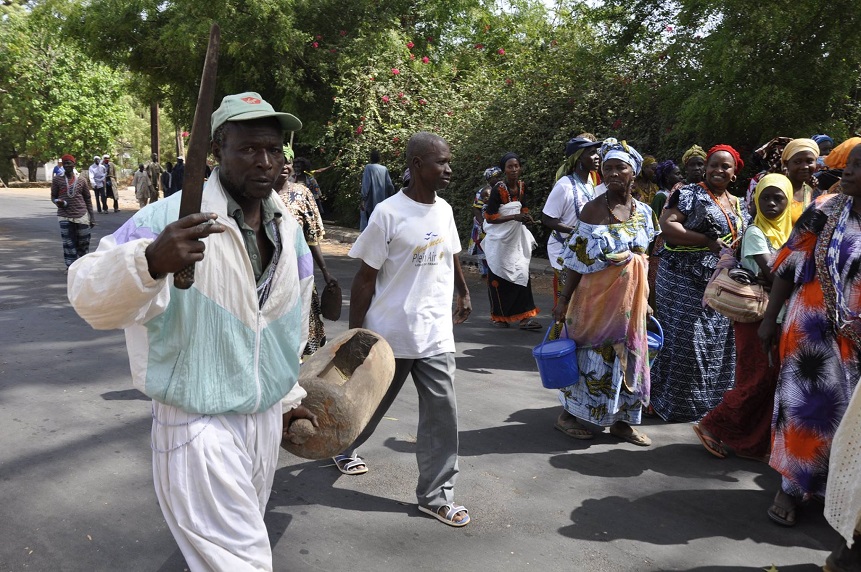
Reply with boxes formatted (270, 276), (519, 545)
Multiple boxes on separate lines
(412, 232), (444, 266)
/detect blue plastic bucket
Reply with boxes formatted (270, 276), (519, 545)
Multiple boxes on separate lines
(533, 323), (579, 389)
(647, 315), (664, 366)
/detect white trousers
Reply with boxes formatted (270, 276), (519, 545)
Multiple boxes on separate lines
(151, 401), (282, 572)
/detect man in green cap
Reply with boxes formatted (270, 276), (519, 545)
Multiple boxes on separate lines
(68, 92), (316, 570)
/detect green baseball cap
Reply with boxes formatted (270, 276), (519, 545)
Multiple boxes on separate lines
(210, 92), (302, 138)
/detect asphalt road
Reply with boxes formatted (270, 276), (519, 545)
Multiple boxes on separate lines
(0, 189), (840, 571)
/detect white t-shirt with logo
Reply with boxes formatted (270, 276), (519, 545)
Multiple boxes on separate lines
(542, 174), (594, 270)
(349, 191), (461, 359)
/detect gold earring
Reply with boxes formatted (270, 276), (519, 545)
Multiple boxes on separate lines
(730, 175), (737, 182)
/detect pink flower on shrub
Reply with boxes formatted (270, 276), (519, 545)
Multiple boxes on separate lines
(505, 78), (512, 85)
(497, 48), (505, 55)
(393, 136), (399, 142)
(391, 68), (400, 75)
(329, 48), (336, 53)
(409, 53), (415, 60)
(311, 42), (318, 48)
(474, 43), (484, 49)
(316, 35), (323, 40)
(419, 99), (427, 105)
(181, 131), (189, 138)
(339, 30), (347, 36)
(356, 126), (364, 134)
(421, 56), (429, 64)
(382, 95), (390, 103)
(407, 41), (414, 49)
(612, 119), (623, 129)
(398, 92), (404, 98)
(426, 36), (433, 43)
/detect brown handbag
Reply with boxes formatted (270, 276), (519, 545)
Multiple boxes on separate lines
(703, 266), (769, 323)
(320, 282), (342, 321)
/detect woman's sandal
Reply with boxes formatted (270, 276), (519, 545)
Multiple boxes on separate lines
(554, 418), (595, 440)
(492, 320), (510, 328)
(610, 424), (652, 446)
(767, 490), (798, 527)
(519, 319), (542, 331)
(692, 425), (728, 459)
(333, 454), (368, 475)
(418, 503), (470, 527)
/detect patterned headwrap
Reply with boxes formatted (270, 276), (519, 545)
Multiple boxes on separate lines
(707, 144), (744, 171)
(753, 137), (791, 173)
(641, 155), (657, 169)
(61, 154), (75, 163)
(599, 137), (619, 161)
(753, 173), (793, 249)
(781, 138), (820, 165)
(654, 160), (677, 189)
(499, 152), (520, 171)
(681, 144), (706, 166)
(825, 138), (861, 170)
(602, 141), (643, 175)
(811, 134), (834, 148)
(483, 166), (502, 181)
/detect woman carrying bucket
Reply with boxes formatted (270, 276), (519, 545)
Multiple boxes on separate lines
(551, 142), (659, 446)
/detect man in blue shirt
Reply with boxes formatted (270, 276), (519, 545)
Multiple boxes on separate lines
(359, 149), (394, 231)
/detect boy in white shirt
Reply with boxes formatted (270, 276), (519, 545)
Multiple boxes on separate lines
(336, 131), (472, 527)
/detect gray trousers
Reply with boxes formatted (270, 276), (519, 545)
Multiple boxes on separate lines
(344, 352), (460, 509)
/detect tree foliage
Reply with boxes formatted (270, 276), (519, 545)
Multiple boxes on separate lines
(2, 0), (857, 241)
(0, 1), (126, 179)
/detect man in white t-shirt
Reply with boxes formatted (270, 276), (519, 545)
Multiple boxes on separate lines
(541, 136), (600, 307)
(335, 131), (473, 527)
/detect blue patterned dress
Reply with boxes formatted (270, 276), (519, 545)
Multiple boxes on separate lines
(559, 201), (658, 426)
(651, 183), (748, 422)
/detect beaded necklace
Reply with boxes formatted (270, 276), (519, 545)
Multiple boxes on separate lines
(606, 193), (635, 223)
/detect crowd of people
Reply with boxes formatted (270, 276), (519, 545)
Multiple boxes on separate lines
(56, 85), (860, 569)
(461, 132), (861, 568)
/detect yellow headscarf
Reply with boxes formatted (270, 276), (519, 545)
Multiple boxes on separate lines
(753, 173), (793, 249)
(681, 144), (706, 166)
(780, 138), (819, 165)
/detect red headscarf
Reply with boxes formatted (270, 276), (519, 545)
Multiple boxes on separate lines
(61, 154), (76, 163)
(706, 144), (744, 171)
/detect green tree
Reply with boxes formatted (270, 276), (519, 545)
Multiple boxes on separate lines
(0, 2), (126, 180)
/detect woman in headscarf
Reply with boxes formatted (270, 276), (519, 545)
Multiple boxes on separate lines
(633, 155), (659, 204)
(818, 137), (861, 193)
(651, 145), (749, 422)
(681, 145), (707, 184)
(747, 137), (792, 216)
(276, 154), (339, 356)
(693, 174), (793, 461)
(483, 152), (540, 330)
(551, 142), (657, 445)
(467, 167), (502, 279)
(543, 137), (601, 312)
(812, 134), (835, 168)
(781, 138), (822, 225)
(758, 142), (861, 527)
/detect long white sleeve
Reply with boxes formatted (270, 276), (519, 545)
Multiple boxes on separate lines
(67, 237), (170, 330)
